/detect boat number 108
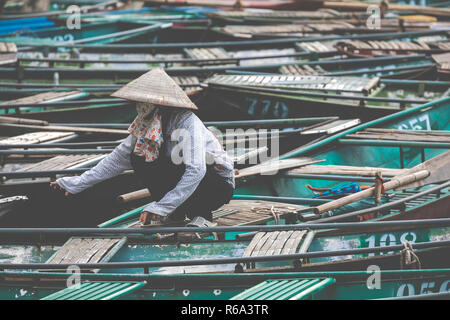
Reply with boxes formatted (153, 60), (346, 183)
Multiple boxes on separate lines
(364, 232), (417, 256)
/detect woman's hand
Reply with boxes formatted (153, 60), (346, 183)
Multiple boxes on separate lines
(139, 211), (161, 225)
(49, 181), (70, 197)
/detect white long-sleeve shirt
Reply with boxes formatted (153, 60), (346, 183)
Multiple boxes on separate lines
(57, 110), (234, 216)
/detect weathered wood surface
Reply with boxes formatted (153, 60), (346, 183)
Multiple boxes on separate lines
(288, 164), (406, 177)
(125, 200), (304, 228)
(0, 42), (17, 53)
(433, 52), (450, 71)
(18, 154), (106, 171)
(46, 237), (124, 264)
(1, 91), (82, 106)
(345, 128), (450, 143)
(401, 150), (450, 189)
(301, 119), (360, 135)
(298, 41), (336, 53)
(0, 123), (128, 135)
(280, 64), (322, 76)
(0, 131), (74, 145)
(243, 229), (314, 258)
(218, 22), (354, 36)
(213, 200), (304, 226)
(206, 74), (380, 93)
(235, 157), (325, 178)
(0, 53), (17, 65)
(172, 76), (202, 95)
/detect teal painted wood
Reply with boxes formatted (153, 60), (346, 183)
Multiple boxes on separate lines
(41, 281), (146, 300)
(230, 278), (335, 300)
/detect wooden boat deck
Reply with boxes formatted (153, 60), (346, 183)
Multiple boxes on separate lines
(0, 42), (17, 66)
(0, 131), (75, 145)
(242, 230), (315, 258)
(336, 40), (450, 56)
(171, 76), (202, 96)
(344, 128), (450, 143)
(124, 199), (306, 228)
(206, 74), (380, 93)
(46, 237), (126, 265)
(1, 91), (83, 106)
(432, 52), (450, 72)
(18, 154), (106, 172)
(217, 22), (354, 36)
(280, 64), (322, 76)
(296, 41), (336, 53)
(183, 47), (233, 66)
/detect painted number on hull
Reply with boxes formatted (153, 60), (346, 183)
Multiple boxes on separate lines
(363, 232), (417, 256)
(51, 34), (75, 42)
(397, 114), (431, 131)
(397, 279), (450, 297)
(246, 98), (289, 118)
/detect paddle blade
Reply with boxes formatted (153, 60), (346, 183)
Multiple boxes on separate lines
(399, 150), (450, 189)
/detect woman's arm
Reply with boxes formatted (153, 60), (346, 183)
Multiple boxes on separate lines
(143, 115), (206, 216)
(56, 135), (136, 194)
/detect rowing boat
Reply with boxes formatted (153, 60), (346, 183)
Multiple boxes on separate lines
(0, 116), (360, 227)
(203, 75), (450, 121)
(335, 39), (450, 58)
(0, 20), (171, 45)
(0, 267), (449, 300)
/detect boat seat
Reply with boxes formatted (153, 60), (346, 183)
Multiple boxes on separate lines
(230, 278), (335, 300)
(18, 154), (106, 172)
(41, 281), (146, 300)
(344, 128), (450, 143)
(45, 237), (126, 272)
(242, 230), (315, 268)
(0, 131), (75, 145)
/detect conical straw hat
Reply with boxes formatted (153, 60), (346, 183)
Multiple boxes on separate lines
(111, 68), (198, 110)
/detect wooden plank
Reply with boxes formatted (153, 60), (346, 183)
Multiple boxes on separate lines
(61, 238), (95, 264)
(47, 238), (83, 264)
(0, 131), (74, 145)
(0, 91), (83, 106)
(298, 231), (315, 253)
(249, 232), (273, 257)
(255, 231), (280, 257)
(89, 238), (122, 263)
(235, 157), (325, 178)
(242, 232), (266, 258)
(18, 154), (106, 172)
(266, 231), (294, 256)
(281, 230), (307, 255)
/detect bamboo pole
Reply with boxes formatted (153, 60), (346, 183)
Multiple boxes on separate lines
(312, 170), (430, 214)
(0, 115), (48, 126)
(117, 189), (151, 203)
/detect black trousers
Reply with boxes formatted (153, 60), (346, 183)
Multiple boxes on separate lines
(130, 153), (234, 221)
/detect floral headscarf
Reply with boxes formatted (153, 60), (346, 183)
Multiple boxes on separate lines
(128, 102), (164, 162)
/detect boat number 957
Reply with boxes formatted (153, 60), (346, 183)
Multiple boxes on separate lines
(397, 114), (431, 131)
(364, 232), (417, 256)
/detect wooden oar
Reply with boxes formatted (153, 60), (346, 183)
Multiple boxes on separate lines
(312, 170), (430, 214)
(311, 150), (450, 215)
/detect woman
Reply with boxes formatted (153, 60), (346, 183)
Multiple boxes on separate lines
(50, 68), (235, 226)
